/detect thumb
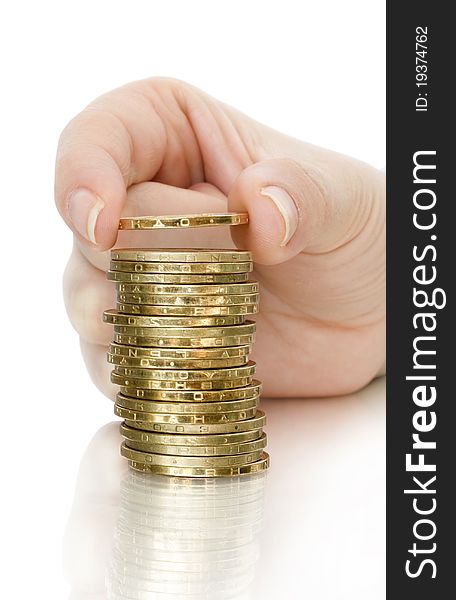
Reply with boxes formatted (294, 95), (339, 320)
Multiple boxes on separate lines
(228, 157), (382, 265)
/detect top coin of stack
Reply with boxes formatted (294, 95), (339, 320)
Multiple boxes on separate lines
(104, 219), (269, 477)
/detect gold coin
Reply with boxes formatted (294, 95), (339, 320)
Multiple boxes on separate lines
(118, 213), (248, 230)
(120, 442), (263, 467)
(113, 321), (256, 337)
(115, 404), (257, 423)
(111, 248), (252, 263)
(113, 326), (255, 340)
(113, 332), (255, 348)
(127, 452), (269, 477)
(115, 292), (259, 306)
(112, 361), (256, 381)
(115, 281), (259, 295)
(124, 433), (267, 456)
(110, 260), (252, 274)
(116, 393), (258, 414)
(111, 372), (253, 389)
(107, 270), (249, 284)
(103, 310), (246, 327)
(108, 352), (248, 369)
(115, 302), (259, 316)
(109, 343), (251, 360)
(119, 422), (263, 445)
(124, 410), (266, 434)
(113, 328), (255, 346)
(119, 381), (261, 402)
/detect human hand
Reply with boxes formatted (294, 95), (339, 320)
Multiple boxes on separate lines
(56, 78), (385, 398)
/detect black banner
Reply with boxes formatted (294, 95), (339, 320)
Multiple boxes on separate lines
(387, 2), (454, 596)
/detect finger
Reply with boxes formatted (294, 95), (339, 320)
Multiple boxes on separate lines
(78, 181), (233, 271)
(189, 182), (227, 200)
(55, 78), (255, 249)
(229, 156), (385, 265)
(80, 339), (116, 400)
(63, 245), (115, 345)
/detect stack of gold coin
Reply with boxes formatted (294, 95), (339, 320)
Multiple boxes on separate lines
(104, 213), (269, 477)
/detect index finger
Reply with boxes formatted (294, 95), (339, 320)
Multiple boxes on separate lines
(55, 78), (217, 249)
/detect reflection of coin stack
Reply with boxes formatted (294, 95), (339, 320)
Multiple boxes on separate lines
(104, 217), (269, 477)
(107, 471), (267, 599)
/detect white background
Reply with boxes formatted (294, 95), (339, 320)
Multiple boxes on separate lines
(0, 1), (385, 598)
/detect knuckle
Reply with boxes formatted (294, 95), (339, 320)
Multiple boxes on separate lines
(63, 259), (112, 345)
(80, 339), (116, 401)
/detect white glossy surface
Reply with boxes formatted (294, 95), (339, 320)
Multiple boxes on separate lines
(64, 378), (385, 599)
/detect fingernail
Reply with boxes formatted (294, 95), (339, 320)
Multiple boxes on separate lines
(260, 186), (299, 246)
(67, 188), (104, 244)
